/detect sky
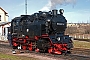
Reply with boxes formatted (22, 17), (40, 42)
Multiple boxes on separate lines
(0, 0), (90, 23)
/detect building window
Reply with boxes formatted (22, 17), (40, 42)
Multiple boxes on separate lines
(0, 15), (1, 21)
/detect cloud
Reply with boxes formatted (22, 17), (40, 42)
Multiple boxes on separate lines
(40, 0), (51, 11)
(40, 0), (76, 11)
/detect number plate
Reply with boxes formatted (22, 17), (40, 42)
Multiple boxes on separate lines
(57, 23), (64, 25)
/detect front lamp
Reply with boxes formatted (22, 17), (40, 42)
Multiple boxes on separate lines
(47, 19), (50, 22)
(59, 9), (64, 14)
(45, 19), (51, 26)
(57, 37), (61, 41)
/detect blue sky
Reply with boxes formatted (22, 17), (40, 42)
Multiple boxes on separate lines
(0, 0), (90, 23)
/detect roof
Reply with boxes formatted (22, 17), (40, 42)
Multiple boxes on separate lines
(0, 7), (8, 14)
(0, 22), (10, 26)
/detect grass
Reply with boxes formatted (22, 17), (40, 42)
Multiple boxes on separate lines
(0, 53), (38, 60)
(73, 40), (90, 49)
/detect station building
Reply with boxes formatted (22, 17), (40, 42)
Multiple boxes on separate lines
(0, 7), (10, 41)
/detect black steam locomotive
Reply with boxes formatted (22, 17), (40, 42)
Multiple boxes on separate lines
(9, 9), (73, 54)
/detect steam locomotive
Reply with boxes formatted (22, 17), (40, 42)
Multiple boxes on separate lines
(9, 9), (73, 54)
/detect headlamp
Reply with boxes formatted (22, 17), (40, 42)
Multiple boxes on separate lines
(57, 37), (61, 41)
(27, 29), (29, 32)
(47, 19), (50, 22)
(59, 9), (64, 14)
(45, 19), (51, 26)
(22, 34), (25, 37)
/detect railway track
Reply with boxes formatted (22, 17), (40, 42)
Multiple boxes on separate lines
(0, 41), (90, 60)
(26, 50), (90, 60)
(16, 50), (90, 60)
(69, 54), (90, 58)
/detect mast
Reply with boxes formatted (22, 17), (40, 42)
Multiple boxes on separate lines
(25, 0), (27, 15)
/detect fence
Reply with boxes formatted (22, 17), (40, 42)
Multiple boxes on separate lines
(70, 34), (90, 39)
(0, 35), (8, 41)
